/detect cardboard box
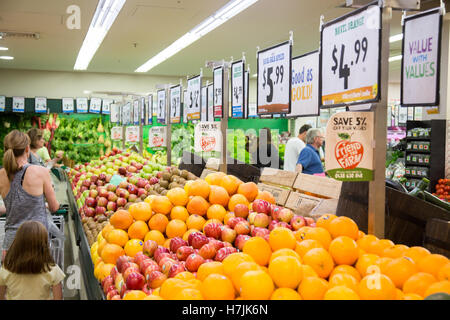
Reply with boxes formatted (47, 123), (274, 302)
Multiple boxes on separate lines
(284, 192), (323, 216)
(205, 158), (221, 171)
(200, 169), (217, 179)
(257, 183), (291, 207)
(293, 173), (342, 199)
(309, 199), (339, 218)
(259, 168), (298, 188)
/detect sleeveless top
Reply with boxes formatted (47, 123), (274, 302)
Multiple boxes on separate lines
(2, 163), (48, 250)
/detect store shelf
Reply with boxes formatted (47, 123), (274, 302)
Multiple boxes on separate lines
(406, 137), (431, 141)
(404, 174), (430, 179)
(406, 149), (431, 154)
(405, 162), (431, 167)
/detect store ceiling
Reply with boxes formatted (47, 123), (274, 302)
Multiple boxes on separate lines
(0, 0), (442, 78)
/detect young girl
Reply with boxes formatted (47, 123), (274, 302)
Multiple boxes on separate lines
(0, 221), (65, 300)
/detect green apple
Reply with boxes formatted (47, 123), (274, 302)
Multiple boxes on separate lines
(107, 168), (115, 175)
(86, 172), (93, 178)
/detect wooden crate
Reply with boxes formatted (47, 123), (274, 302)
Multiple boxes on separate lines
(259, 168), (298, 188)
(424, 218), (450, 258)
(205, 158), (221, 171)
(284, 191), (322, 217)
(257, 183), (291, 207)
(293, 173), (342, 199)
(309, 199), (339, 218)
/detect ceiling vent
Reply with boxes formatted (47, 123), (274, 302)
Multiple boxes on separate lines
(0, 31), (40, 40)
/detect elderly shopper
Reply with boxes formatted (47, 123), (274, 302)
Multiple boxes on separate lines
(295, 128), (325, 175)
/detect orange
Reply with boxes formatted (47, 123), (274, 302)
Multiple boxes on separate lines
(378, 257), (394, 274)
(357, 231), (365, 240)
(165, 219), (187, 239)
(127, 220), (149, 240)
(404, 246), (431, 265)
(255, 190), (276, 204)
(197, 262), (225, 281)
(109, 210), (134, 230)
(201, 274), (235, 300)
(186, 278), (202, 291)
(101, 243), (125, 265)
(395, 288), (405, 300)
(271, 288), (302, 300)
(160, 278), (191, 300)
(381, 244), (409, 259)
(324, 286), (360, 300)
(206, 204), (227, 222)
(316, 214), (337, 231)
(328, 216), (359, 240)
(301, 265), (319, 278)
(224, 212), (235, 225)
(188, 179), (211, 199)
(329, 265), (361, 282)
(173, 288), (203, 300)
(383, 256), (418, 288)
(220, 175), (241, 195)
(208, 185), (230, 207)
(295, 239), (323, 258)
(123, 290), (147, 300)
(228, 194), (249, 212)
(205, 172), (226, 186)
(102, 223), (115, 239)
(144, 230), (165, 246)
(230, 262), (260, 292)
(240, 270), (274, 300)
(302, 248), (334, 279)
(170, 206), (189, 222)
(124, 239), (144, 258)
(152, 196), (173, 215)
(356, 234), (379, 252)
(129, 202), (152, 222)
(148, 213), (169, 233)
(143, 295), (163, 300)
(356, 253), (380, 277)
(237, 182), (259, 202)
(186, 214), (206, 231)
(166, 187), (189, 206)
(294, 226), (312, 241)
(97, 238), (108, 257)
(174, 271), (196, 281)
(144, 195), (156, 206)
(368, 239), (395, 256)
(243, 237), (272, 266)
(298, 277), (329, 300)
(403, 272), (437, 297)
(222, 253), (255, 277)
(183, 228), (199, 241)
(417, 254), (449, 278)
(269, 227), (296, 251)
(358, 274), (396, 300)
(302, 227), (332, 250)
(106, 229), (129, 247)
(270, 248), (301, 264)
(328, 236), (359, 265)
(424, 281), (450, 298)
(328, 273), (359, 292)
(268, 256), (303, 289)
(437, 263), (450, 281)
(163, 238), (171, 249)
(403, 293), (423, 300)
(186, 196), (210, 216)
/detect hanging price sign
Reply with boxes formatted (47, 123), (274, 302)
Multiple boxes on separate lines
(102, 99), (113, 115)
(89, 97), (102, 113)
(149, 126), (167, 148)
(213, 66), (224, 118)
(13, 97), (25, 113)
(125, 126), (140, 143)
(35, 97), (47, 113)
(183, 90), (188, 123)
(0, 96), (5, 112)
(76, 97), (88, 113)
(207, 84), (214, 122)
(111, 127), (123, 140)
(110, 104), (119, 123)
(257, 41), (292, 114)
(62, 98), (74, 113)
(140, 97), (146, 125)
(231, 60), (245, 118)
(170, 85), (181, 124)
(320, 3), (381, 107)
(201, 86), (208, 122)
(187, 75), (201, 120)
(157, 89), (166, 124)
(133, 99), (140, 125)
(122, 102), (132, 125)
(194, 122), (222, 153)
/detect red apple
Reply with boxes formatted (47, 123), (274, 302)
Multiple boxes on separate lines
(96, 180), (105, 187)
(84, 207), (95, 217)
(234, 204), (249, 218)
(188, 232), (209, 249)
(144, 264), (160, 280)
(116, 197), (127, 207)
(142, 284), (153, 296)
(85, 197), (96, 208)
(235, 235), (251, 251)
(98, 187), (109, 199)
(154, 246), (170, 263)
(227, 217), (246, 229)
(198, 243), (217, 260)
(118, 167), (127, 176)
(90, 175), (98, 183)
(251, 227), (270, 238)
(106, 201), (117, 212)
(304, 217), (315, 226)
(116, 255), (133, 273)
(147, 271), (167, 289)
(89, 189), (99, 199)
(106, 184), (117, 192)
(143, 240), (158, 257)
(128, 184), (138, 195)
(136, 179), (147, 189)
(95, 206), (106, 216)
(102, 275), (114, 294)
(106, 289), (119, 300)
(221, 226), (237, 244)
(215, 247), (237, 262)
(160, 259), (177, 276)
(185, 254), (205, 272)
(110, 266), (120, 281)
(270, 204), (282, 220)
(169, 237), (188, 254)
(253, 213), (270, 228)
(128, 166), (137, 173)
(252, 199), (271, 214)
(98, 173), (107, 181)
(128, 194), (138, 202)
(290, 215), (306, 230)
(176, 246), (195, 261)
(133, 252), (149, 266)
(278, 208), (294, 223)
(123, 265), (140, 283)
(248, 212), (258, 224)
(168, 263), (185, 278)
(107, 191), (118, 202)
(137, 188), (147, 198)
(125, 272), (145, 290)
(203, 223), (222, 240)
(234, 221), (251, 235)
(208, 239), (225, 251)
(149, 177), (159, 185)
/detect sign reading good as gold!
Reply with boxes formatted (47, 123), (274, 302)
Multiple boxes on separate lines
(325, 112), (374, 181)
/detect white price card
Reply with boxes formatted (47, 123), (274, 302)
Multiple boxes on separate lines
(194, 122), (222, 153)
(399, 107), (408, 125)
(147, 95), (153, 125)
(287, 51), (319, 117)
(126, 126), (140, 143)
(321, 4), (381, 107)
(13, 97), (25, 113)
(207, 84), (214, 122)
(187, 75), (201, 120)
(110, 104), (119, 123)
(149, 126), (167, 148)
(35, 97), (47, 113)
(133, 99), (140, 125)
(102, 98), (113, 115)
(76, 97), (88, 113)
(111, 127), (123, 140)
(213, 67), (224, 118)
(157, 89), (166, 124)
(170, 85), (181, 124)
(201, 86), (208, 122)
(231, 60), (245, 118)
(89, 97), (102, 114)
(401, 9), (442, 106)
(257, 41), (292, 114)
(0, 96), (5, 112)
(62, 98), (74, 113)
(122, 102), (132, 125)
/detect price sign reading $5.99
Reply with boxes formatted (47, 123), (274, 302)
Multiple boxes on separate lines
(321, 4), (381, 107)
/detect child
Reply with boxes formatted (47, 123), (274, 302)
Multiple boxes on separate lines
(0, 221), (65, 300)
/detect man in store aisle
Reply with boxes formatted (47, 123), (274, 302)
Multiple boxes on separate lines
(283, 124), (311, 172)
(295, 128), (325, 175)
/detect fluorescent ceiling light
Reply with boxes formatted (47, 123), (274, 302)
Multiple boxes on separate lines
(252, 73), (257, 78)
(389, 55), (402, 62)
(0, 47), (8, 51)
(0, 56), (14, 60)
(135, 0), (259, 73)
(390, 33), (403, 43)
(74, 0), (126, 70)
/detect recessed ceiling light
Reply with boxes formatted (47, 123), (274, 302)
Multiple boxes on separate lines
(0, 47), (8, 51)
(0, 56), (14, 60)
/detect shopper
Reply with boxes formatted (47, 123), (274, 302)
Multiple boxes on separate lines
(283, 124), (311, 172)
(0, 130), (60, 260)
(0, 221), (65, 300)
(27, 128), (62, 167)
(295, 128), (325, 175)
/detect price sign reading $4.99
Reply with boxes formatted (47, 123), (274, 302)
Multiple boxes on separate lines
(320, 4), (381, 107)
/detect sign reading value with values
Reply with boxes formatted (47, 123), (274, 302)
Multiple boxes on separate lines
(187, 75), (201, 120)
(194, 122), (222, 153)
(321, 4), (381, 107)
(325, 112), (374, 181)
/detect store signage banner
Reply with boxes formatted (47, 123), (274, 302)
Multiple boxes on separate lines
(62, 98), (74, 113)
(187, 75), (201, 120)
(213, 67), (224, 118)
(401, 9), (442, 106)
(170, 85), (181, 124)
(157, 89), (166, 124)
(133, 99), (140, 125)
(125, 126), (140, 143)
(122, 102), (132, 125)
(89, 97), (102, 114)
(111, 127), (123, 141)
(0, 96), (5, 112)
(13, 97), (25, 113)
(194, 122), (222, 153)
(231, 60), (245, 118)
(102, 98), (113, 115)
(201, 86), (208, 122)
(320, 4), (381, 107)
(35, 97), (47, 113)
(76, 97), (88, 113)
(288, 51), (319, 117)
(110, 104), (119, 123)
(325, 111), (374, 181)
(207, 84), (214, 122)
(257, 41), (292, 114)
(149, 126), (167, 148)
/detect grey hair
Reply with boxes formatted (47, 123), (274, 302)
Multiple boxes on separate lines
(306, 128), (322, 144)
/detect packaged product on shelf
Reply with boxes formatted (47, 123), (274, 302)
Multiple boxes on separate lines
(423, 141), (430, 151)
